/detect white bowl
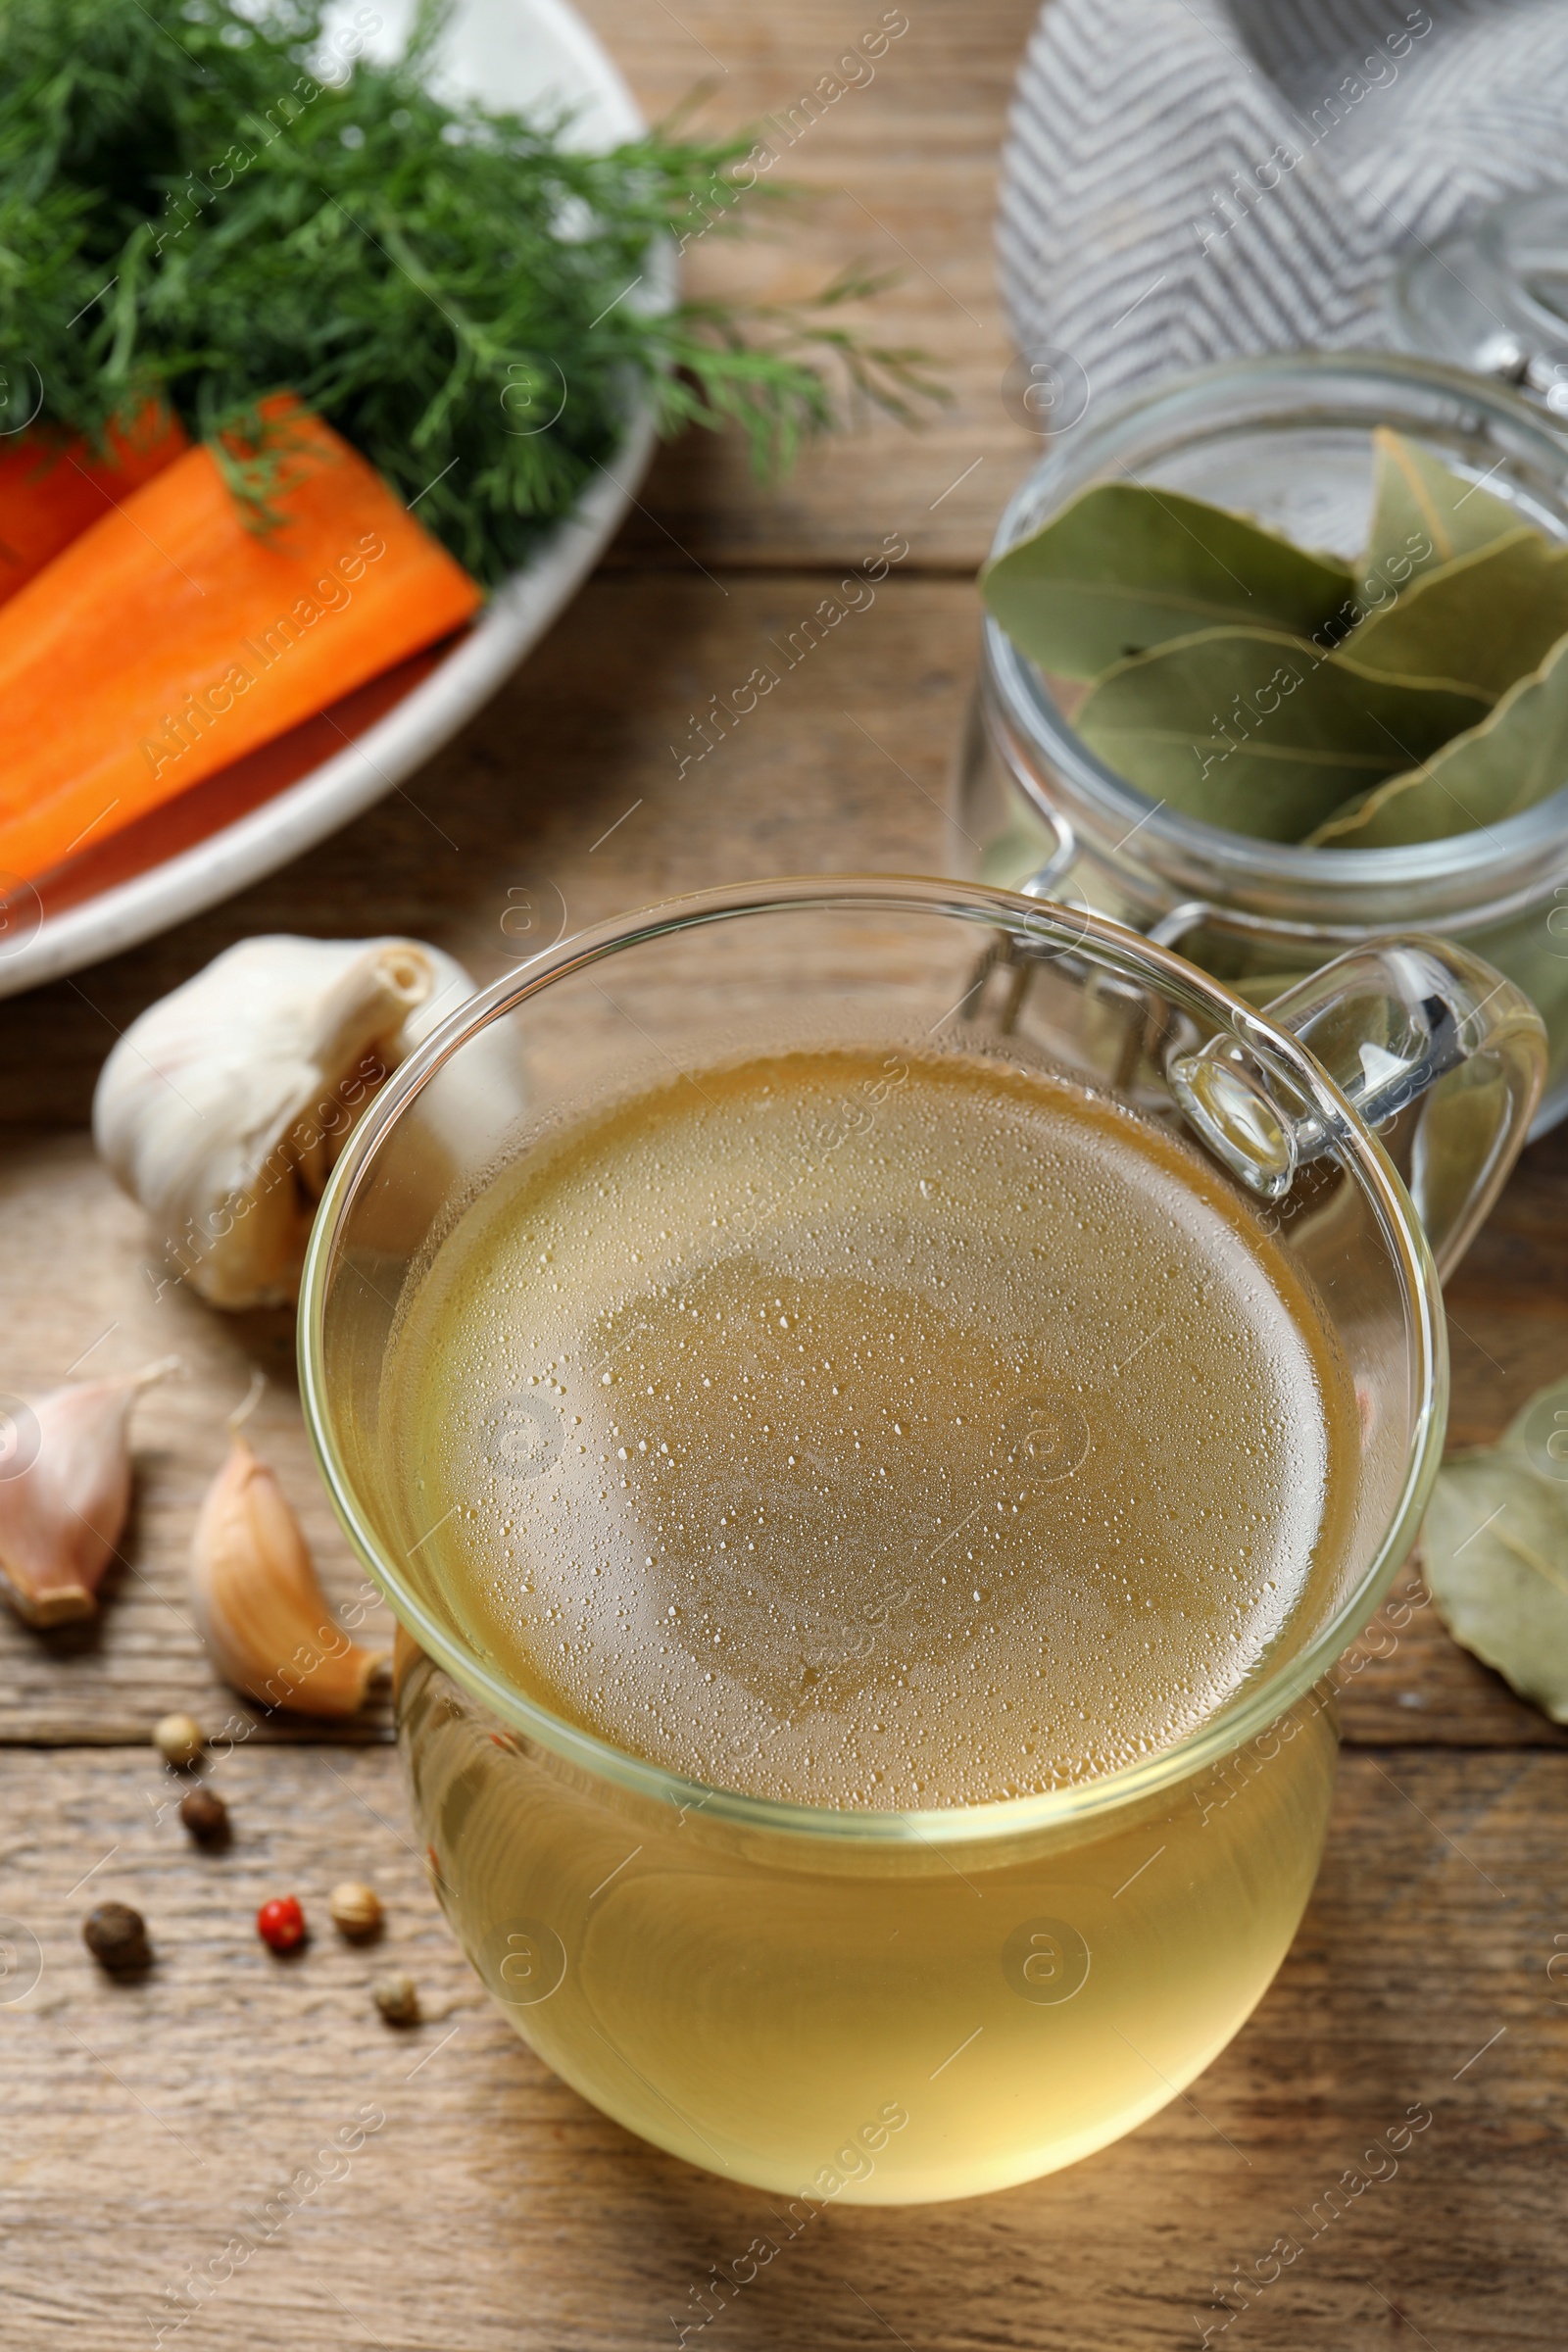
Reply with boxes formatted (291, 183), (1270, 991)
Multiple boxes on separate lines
(0, 0), (660, 998)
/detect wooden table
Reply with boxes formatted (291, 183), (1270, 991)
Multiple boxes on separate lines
(3, 7), (1565, 2345)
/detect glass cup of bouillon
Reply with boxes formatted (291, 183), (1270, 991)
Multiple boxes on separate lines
(300, 878), (1544, 2203)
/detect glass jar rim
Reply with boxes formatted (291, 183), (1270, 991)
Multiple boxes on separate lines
(298, 875), (1445, 1849)
(985, 349), (1568, 914)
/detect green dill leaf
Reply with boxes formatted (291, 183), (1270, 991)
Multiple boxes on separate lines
(0, 0), (942, 585)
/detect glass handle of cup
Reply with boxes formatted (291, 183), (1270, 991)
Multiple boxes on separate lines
(1171, 933), (1545, 1280)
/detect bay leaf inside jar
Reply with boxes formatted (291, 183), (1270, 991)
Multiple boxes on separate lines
(1346, 527), (1568, 702)
(981, 430), (1568, 851)
(1310, 631), (1568, 847)
(1359, 423), (1526, 603)
(1073, 625), (1490, 842)
(980, 481), (1355, 680)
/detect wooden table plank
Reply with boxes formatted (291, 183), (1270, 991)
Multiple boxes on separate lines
(1444, 1120), (1568, 1451)
(575, 0), (1045, 572)
(2, 1743), (1561, 2349)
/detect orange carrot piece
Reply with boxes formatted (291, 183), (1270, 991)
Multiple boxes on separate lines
(0, 405), (189, 607)
(0, 396), (481, 882)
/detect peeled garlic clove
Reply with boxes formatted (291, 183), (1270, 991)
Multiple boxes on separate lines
(91, 936), (478, 1310)
(190, 1425), (387, 1716)
(0, 1359), (177, 1627)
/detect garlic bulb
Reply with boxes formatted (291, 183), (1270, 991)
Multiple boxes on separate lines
(92, 936), (479, 1309)
(191, 1397), (388, 1716)
(0, 1359), (178, 1626)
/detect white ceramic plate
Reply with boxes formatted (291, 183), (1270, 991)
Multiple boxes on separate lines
(0, 0), (658, 998)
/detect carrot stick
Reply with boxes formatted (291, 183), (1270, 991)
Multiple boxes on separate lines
(0, 405), (189, 607)
(0, 395), (481, 881)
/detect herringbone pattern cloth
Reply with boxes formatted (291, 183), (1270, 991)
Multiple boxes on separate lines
(999, 0), (1568, 401)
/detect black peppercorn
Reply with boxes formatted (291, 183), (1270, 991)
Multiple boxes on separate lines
(178, 1785), (230, 1845)
(82, 1901), (151, 1972)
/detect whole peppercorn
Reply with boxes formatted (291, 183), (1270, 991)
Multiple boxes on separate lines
(328, 1881), (382, 1941)
(256, 1894), (307, 1953)
(83, 1901), (151, 1972)
(153, 1712), (206, 1769)
(178, 1785), (230, 1846)
(372, 1972), (419, 2026)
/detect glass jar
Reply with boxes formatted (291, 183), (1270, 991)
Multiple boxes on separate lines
(954, 351), (1568, 1134)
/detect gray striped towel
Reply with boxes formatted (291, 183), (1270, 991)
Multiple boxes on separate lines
(998, 0), (1568, 409)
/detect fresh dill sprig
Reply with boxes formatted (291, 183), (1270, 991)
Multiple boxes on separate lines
(0, 0), (943, 585)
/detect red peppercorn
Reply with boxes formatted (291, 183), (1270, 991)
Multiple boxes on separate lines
(256, 1895), (306, 1953)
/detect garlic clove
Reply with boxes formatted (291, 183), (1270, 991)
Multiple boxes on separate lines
(0, 1359), (178, 1627)
(91, 936), (484, 1310)
(190, 1420), (388, 1716)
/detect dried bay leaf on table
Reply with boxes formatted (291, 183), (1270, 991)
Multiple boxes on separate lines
(1073, 626), (1491, 843)
(980, 482), (1355, 681)
(1360, 425), (1525, 602)
(1347, 526), (1568, 701)
(1425, 1378), (1568, 1722)
(1309, 630), (1568, 848)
